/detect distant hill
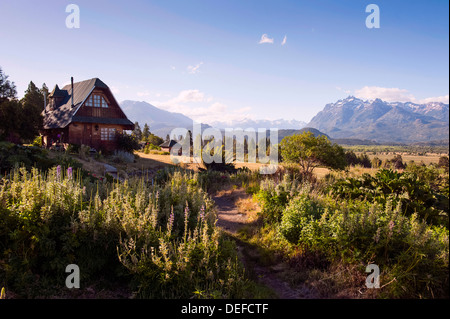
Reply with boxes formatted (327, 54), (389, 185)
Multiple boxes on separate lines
(120, 100), (209, 138)
(276, 127), (330, 143)
(307, 96), (449, 143)
(210, 118), (307, 130)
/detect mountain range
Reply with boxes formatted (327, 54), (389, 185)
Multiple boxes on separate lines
(307, 96), (449, 143)
(120, 100), (307, 138)
(120, 100), (196, 138)
(120, 97), (449, 144)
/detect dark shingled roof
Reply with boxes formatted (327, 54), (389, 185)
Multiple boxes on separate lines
(49, 84), (66, 97)
(43, 78), (133, 129)
(160, 140), (178, 148)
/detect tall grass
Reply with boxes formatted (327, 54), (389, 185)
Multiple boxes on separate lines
(0, 166), (247, 298)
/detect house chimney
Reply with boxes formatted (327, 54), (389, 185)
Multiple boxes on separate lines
(71, 77), (74, 108)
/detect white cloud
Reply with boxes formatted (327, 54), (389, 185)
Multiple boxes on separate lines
(170, 65), (176, 70)
(259, 34), (274, 44)
(336, 86), (351, 94)
(187, 62), (203, 74)
(110, 86), (120, 94)
(151, 89), (253, 124)
(354, 86), (449, 104)
(281, 35), (287, 46)
(418, 95), (449, 104)
(137, 90), (151, 97)
(169, 89), (205, 104)
(354, 86), (415, 102)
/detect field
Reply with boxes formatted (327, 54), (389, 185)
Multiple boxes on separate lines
(0, 143), (448, 299)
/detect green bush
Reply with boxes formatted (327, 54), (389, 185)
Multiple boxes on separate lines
(329, 169), (449, 226)
(279, 191), (324, 244)
(256, 175), (302, 223)
(277, 191), (449, 298)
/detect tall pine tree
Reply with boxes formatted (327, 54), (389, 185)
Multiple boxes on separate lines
(142, 123), (150, 141)
(20, 81), (44, 141)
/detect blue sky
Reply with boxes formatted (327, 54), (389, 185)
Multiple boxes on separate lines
(0, 0), (448, 124)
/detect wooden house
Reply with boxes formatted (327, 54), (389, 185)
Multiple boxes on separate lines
(41, 77), (134, 152)
(159, 139), (178, 153)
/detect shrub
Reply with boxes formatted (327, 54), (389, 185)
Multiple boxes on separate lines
(329, 169), (449, 226)
(115, 132), (140, 153)
(256, 175), (302, 223)
(277, 192), (449, 298)
(279, 191), (324, 244)
(110, 150), (135, 163)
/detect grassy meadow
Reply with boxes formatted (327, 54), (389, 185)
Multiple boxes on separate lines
(0, 141), (448, 299)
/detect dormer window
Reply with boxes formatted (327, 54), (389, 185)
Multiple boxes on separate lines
(85, 94), (109, 108)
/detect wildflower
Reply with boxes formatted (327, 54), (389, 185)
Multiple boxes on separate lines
(199, 205), (205, 222)
(167, 208), (175, 234)
(387, 220), (395, 239)
(67, 167), (73, 179)
(374, 227), (381, 243)
(56, 165), (61, 179)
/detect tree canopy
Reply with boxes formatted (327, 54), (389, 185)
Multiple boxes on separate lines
(280, 131), (347, 175)
(0, 68), (45, 143)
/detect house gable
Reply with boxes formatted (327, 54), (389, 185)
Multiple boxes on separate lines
(42, 78), (134, 130)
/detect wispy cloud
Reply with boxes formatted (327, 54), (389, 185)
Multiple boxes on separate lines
(418, 94), (449, 104)
(281, 35), (287, 46)
(187, 62), (203, 74)
(110, 86), (120, 94)
(169, 89), (205, 103)
(137, 90), (151, 97)
(354, 86), (415, 102)
(354, 86), (449, 104)
(259, 34), (274, 44)
(150, 89), (253, 124)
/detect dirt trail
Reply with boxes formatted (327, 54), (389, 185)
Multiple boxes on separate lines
(213, 188), (315, 299)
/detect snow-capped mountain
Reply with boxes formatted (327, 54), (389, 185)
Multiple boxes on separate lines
(307, 96), (449, 143)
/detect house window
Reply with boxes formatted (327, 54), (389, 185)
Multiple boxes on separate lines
(101, 97), (109, 108)
(100, 128), (116, 141)
(85, 96), (93, 107)
(94, 95), (101, 107)
(85, 94), (109, 108)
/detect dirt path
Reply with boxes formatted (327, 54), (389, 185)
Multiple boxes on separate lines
(212, 188), (315, 299)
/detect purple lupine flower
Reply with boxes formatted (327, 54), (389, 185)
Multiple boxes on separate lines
(199, 205), (205, 221)
(56, 165), (61, 179)
(387, 220), (395, 238)
(168, 210), (175, 231)
(67, 167), (73, 179)
(184, 205), (190, 221)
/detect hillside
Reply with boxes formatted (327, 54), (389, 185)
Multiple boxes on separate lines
(120, 100), (197, 138)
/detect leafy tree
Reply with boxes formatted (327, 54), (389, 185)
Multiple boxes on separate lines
(147, 133), (163, 146)
(0, 68), (20, 141)
(0, 99), (22, 142)
(280, 131), (347, 176)
(0, 67), (17, 103)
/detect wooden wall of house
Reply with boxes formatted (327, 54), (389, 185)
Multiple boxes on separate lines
(68, 123), (124, 152)
(75, 88), (126, 119)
